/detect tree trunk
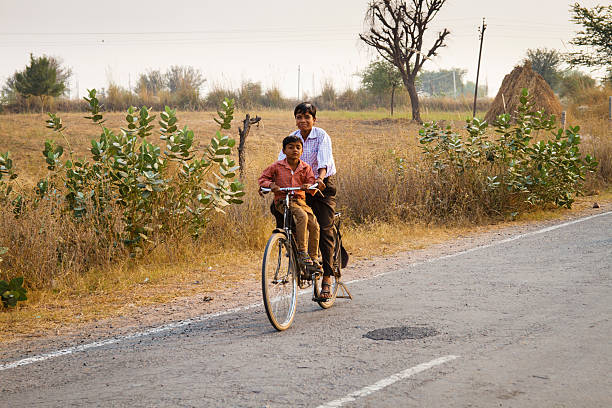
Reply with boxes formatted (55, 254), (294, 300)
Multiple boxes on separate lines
(390, 85), (395, 116)
(405, 80), (422, 123)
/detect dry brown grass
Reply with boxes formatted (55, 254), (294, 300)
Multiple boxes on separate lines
(566, 85), (612, 185)
(0, 102), (610, 339)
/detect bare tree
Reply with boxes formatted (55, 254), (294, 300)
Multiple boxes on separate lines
(164, 66), (205, 93)
(237, 114), (261, 180)
(565, 3), (612, 82)
(136, 70), (165, 95)
(359, 0), (450, 123)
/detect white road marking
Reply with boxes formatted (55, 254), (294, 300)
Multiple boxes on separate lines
(315, 355), (459, 408)
(1, 211), (610, 371)
(0, 302), (262, 371)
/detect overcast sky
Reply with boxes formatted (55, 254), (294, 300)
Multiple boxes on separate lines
(0, 0), (606, 99)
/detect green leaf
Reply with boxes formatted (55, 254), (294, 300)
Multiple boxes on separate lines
(9, 276), (23, 290)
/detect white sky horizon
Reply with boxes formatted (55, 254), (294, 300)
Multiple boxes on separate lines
(0, 0), (606, 101)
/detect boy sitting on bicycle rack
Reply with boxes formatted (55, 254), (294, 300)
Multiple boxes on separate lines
(258, 135), (324, 272)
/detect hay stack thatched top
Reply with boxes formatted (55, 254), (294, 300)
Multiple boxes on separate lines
(485, 62), (562, 123)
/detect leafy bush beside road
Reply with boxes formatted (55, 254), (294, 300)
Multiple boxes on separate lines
(418, 89), (597, 216)
(0, 247), (26, 308)
(0, 93), (244, 289)
(37, 90), (244, 249)
(1, 276), (27, 308)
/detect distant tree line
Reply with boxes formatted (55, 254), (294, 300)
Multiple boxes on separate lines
(0, 52), (598, 116)
(1, 55), (492, 114)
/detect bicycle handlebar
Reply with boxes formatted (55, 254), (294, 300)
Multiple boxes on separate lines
(260, 184), (319, 194)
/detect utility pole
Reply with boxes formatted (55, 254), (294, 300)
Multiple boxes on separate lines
(312, 73), (315, 98)
(297, 65), (301, 101)
(473, 18), (486, 118)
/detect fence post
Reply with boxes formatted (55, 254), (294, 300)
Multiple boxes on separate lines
(561, 111), (566, 130)
(238, 113), (261, 180)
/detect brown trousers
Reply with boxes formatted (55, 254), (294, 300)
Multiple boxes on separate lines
(275, 198), (319, 259)
(305, 176), (337, 276)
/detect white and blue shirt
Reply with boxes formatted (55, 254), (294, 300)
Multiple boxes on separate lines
(278, 126), (336, 178)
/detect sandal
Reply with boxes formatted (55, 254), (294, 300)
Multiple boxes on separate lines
(297, 251), (313, 266)
(320, 277), (333, 300)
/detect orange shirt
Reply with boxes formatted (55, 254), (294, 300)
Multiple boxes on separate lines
(258, 158), (316, 202)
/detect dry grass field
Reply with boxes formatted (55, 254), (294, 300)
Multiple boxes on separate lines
(0, 103), (610, 342)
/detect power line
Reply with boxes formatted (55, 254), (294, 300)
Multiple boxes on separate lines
(0, 18), (575, 38)
(0, 26), (363, 36)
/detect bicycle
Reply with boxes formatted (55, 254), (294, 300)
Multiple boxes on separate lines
(260, 185), (352, 331)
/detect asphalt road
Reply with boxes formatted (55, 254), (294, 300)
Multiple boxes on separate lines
(1, 212), (611, 407)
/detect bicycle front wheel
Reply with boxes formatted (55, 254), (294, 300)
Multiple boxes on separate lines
(262, 232), (297, 331)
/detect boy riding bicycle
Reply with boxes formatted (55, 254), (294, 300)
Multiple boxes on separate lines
(258, 135), (324, 272)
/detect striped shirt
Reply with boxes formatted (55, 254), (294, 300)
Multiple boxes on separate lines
(278, 127), (336, 178)
(258, 158), (316, 202)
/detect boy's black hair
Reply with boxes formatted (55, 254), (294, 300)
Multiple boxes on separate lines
(282, 135), (303, 150)
(294, 101), (317, 119)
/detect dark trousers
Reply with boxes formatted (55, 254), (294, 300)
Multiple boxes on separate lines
(271, 176), (337, 277)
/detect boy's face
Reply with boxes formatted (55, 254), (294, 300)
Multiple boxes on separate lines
(283, 141), (303, 160)
(295, 111), (316, 134)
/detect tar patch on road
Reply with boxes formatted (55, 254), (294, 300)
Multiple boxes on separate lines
(364, 326), (439, 341)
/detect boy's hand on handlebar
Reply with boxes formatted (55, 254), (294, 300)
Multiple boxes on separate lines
(270, 183), (280, 193)
(301, 183), (312, 190)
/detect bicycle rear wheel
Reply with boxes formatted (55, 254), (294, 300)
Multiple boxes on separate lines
(262, 232), (297, 331)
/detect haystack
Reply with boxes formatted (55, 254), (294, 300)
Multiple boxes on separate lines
(485, 61), (562, 123)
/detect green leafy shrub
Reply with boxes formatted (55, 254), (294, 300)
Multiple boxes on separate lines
(0, 247), (27, 308)
(0, 152), (22, 214)
(419, 89), (597, 215)
(37, 90), (244, 249)
(0, 276), (27, 308)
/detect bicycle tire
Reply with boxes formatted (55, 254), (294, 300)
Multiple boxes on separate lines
(262, 232), (297, 331)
